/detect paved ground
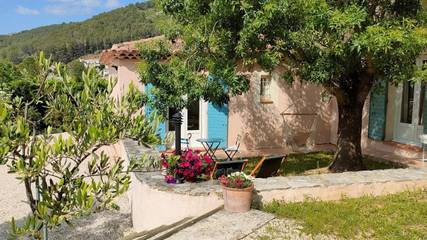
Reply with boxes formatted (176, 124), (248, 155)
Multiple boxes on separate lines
(167, 210), (275, 240)
(164, 210), (338, 240)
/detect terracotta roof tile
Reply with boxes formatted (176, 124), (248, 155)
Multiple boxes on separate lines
(100, 35), (182, 65)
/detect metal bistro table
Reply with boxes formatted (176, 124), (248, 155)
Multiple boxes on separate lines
(197, 138), (223, 160)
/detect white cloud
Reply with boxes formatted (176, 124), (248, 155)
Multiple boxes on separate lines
(44, 0), (104, 15)
(81, 0), (102, 8)
(47, 0), (101, 7)
(16, 6), (40, 16)
(44, 5), (67, 15)
(106, 0), (120, 9)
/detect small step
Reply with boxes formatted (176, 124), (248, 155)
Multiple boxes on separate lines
(123, 206), (223, 240)
(166, 210), (276, 240)
(375, 141), (421, 158)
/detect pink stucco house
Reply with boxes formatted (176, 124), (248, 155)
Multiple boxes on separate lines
(100, 36), (427, 163)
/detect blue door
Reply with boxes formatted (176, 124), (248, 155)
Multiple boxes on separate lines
(207, 103), (228, 148)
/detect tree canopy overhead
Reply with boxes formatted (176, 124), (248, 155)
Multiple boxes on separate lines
(141, 0), (427, 172)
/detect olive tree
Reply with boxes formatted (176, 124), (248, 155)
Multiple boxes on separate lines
(0, 53), (159, 239)
(141, 0), (427, 172)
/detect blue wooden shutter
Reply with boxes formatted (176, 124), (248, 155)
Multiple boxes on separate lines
(368, 82), (388, 140)
(208, 103), (228, 148)
(144, 83), (166, 149)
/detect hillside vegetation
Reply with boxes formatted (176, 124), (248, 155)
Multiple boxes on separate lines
(0, 2), (164, 63)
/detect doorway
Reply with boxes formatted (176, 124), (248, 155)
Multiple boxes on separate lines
(168, 100), (208, 148)
(393, 80), (425, 146)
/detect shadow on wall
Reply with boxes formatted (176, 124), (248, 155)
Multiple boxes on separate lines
(230, 67), (333, 152)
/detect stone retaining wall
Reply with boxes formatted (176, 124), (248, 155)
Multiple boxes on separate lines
(123, 140), (427, 233)
(129, 173), (223, 232)
(254, 169), (427, 203)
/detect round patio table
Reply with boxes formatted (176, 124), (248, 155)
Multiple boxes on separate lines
(196, 138), (223, 160)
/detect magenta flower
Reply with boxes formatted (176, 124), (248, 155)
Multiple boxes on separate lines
(165, 175), (176, 184)
(162, 149), (215, 183)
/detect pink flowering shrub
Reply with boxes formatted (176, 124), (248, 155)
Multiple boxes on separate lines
(161, 149), (214, 183)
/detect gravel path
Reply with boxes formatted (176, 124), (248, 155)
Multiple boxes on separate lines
(0, 165), (131, 240)
(0, 165), (31, 239)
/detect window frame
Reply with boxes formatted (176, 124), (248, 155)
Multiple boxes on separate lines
(260, 74), (273, 104)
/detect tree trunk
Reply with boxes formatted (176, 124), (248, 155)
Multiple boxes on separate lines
(329, 100), (366, 172)
(24, 177), (37, 213)
(327, 69), (375, 172)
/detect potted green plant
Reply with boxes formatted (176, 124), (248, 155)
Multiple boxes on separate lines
(219, 172), (255, 213)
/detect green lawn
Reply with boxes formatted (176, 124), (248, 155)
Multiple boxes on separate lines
(243, 152), (403, 176)
(262, 190), (427, 239)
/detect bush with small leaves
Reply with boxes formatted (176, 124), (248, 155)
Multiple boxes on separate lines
(0, 53), (160, 239)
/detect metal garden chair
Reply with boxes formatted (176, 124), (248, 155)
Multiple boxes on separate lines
(223, 134), (241, 161)
(181, 133), (192, 150)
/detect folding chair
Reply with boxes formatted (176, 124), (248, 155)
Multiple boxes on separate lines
(223, 134), (241, 161)
(210, 159), (248, 179)
(181, 133), (192, 150)
(250, 155), (286, 178)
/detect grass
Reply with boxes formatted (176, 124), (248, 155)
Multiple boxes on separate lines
(243, 151), (403, 176)
(262, 190), (427, 239)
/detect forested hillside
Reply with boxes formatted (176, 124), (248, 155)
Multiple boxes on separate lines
(0, 1), (164, 63)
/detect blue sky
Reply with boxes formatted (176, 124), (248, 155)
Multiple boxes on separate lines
(0, 0), (144, 35)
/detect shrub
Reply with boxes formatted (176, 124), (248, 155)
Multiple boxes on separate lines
(161, 149), (214, 183)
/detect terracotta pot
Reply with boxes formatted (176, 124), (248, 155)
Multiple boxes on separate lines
(222, 184), (254, 213)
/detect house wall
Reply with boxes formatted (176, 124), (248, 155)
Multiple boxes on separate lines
(110, 59), (144, 100)
(229, 65), (335, 154)
(109, 60), (338, 154)
(361, 96), (370, 148)
(329, 98), (339, 144)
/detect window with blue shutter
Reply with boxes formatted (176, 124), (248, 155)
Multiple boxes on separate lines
(368, 82), (388, 140)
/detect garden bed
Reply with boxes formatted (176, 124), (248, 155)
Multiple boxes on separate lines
(243, 151), (406, 177)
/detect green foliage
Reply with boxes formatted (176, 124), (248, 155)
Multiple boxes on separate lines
(0, 2), (165, 64)
(0, 56), (48, 131)
(263, 190), (427, 239)
(138, 1), (251, 115)
(150, 0), (427, 97)
(151, 0), (427, 170)
(67, 60), (86, 82)
(0, 53), (159, 239)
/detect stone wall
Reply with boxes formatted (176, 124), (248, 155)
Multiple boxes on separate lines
(123, 140), (427, 234)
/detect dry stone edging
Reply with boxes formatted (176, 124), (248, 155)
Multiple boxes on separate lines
(123, 139), (427, 199)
